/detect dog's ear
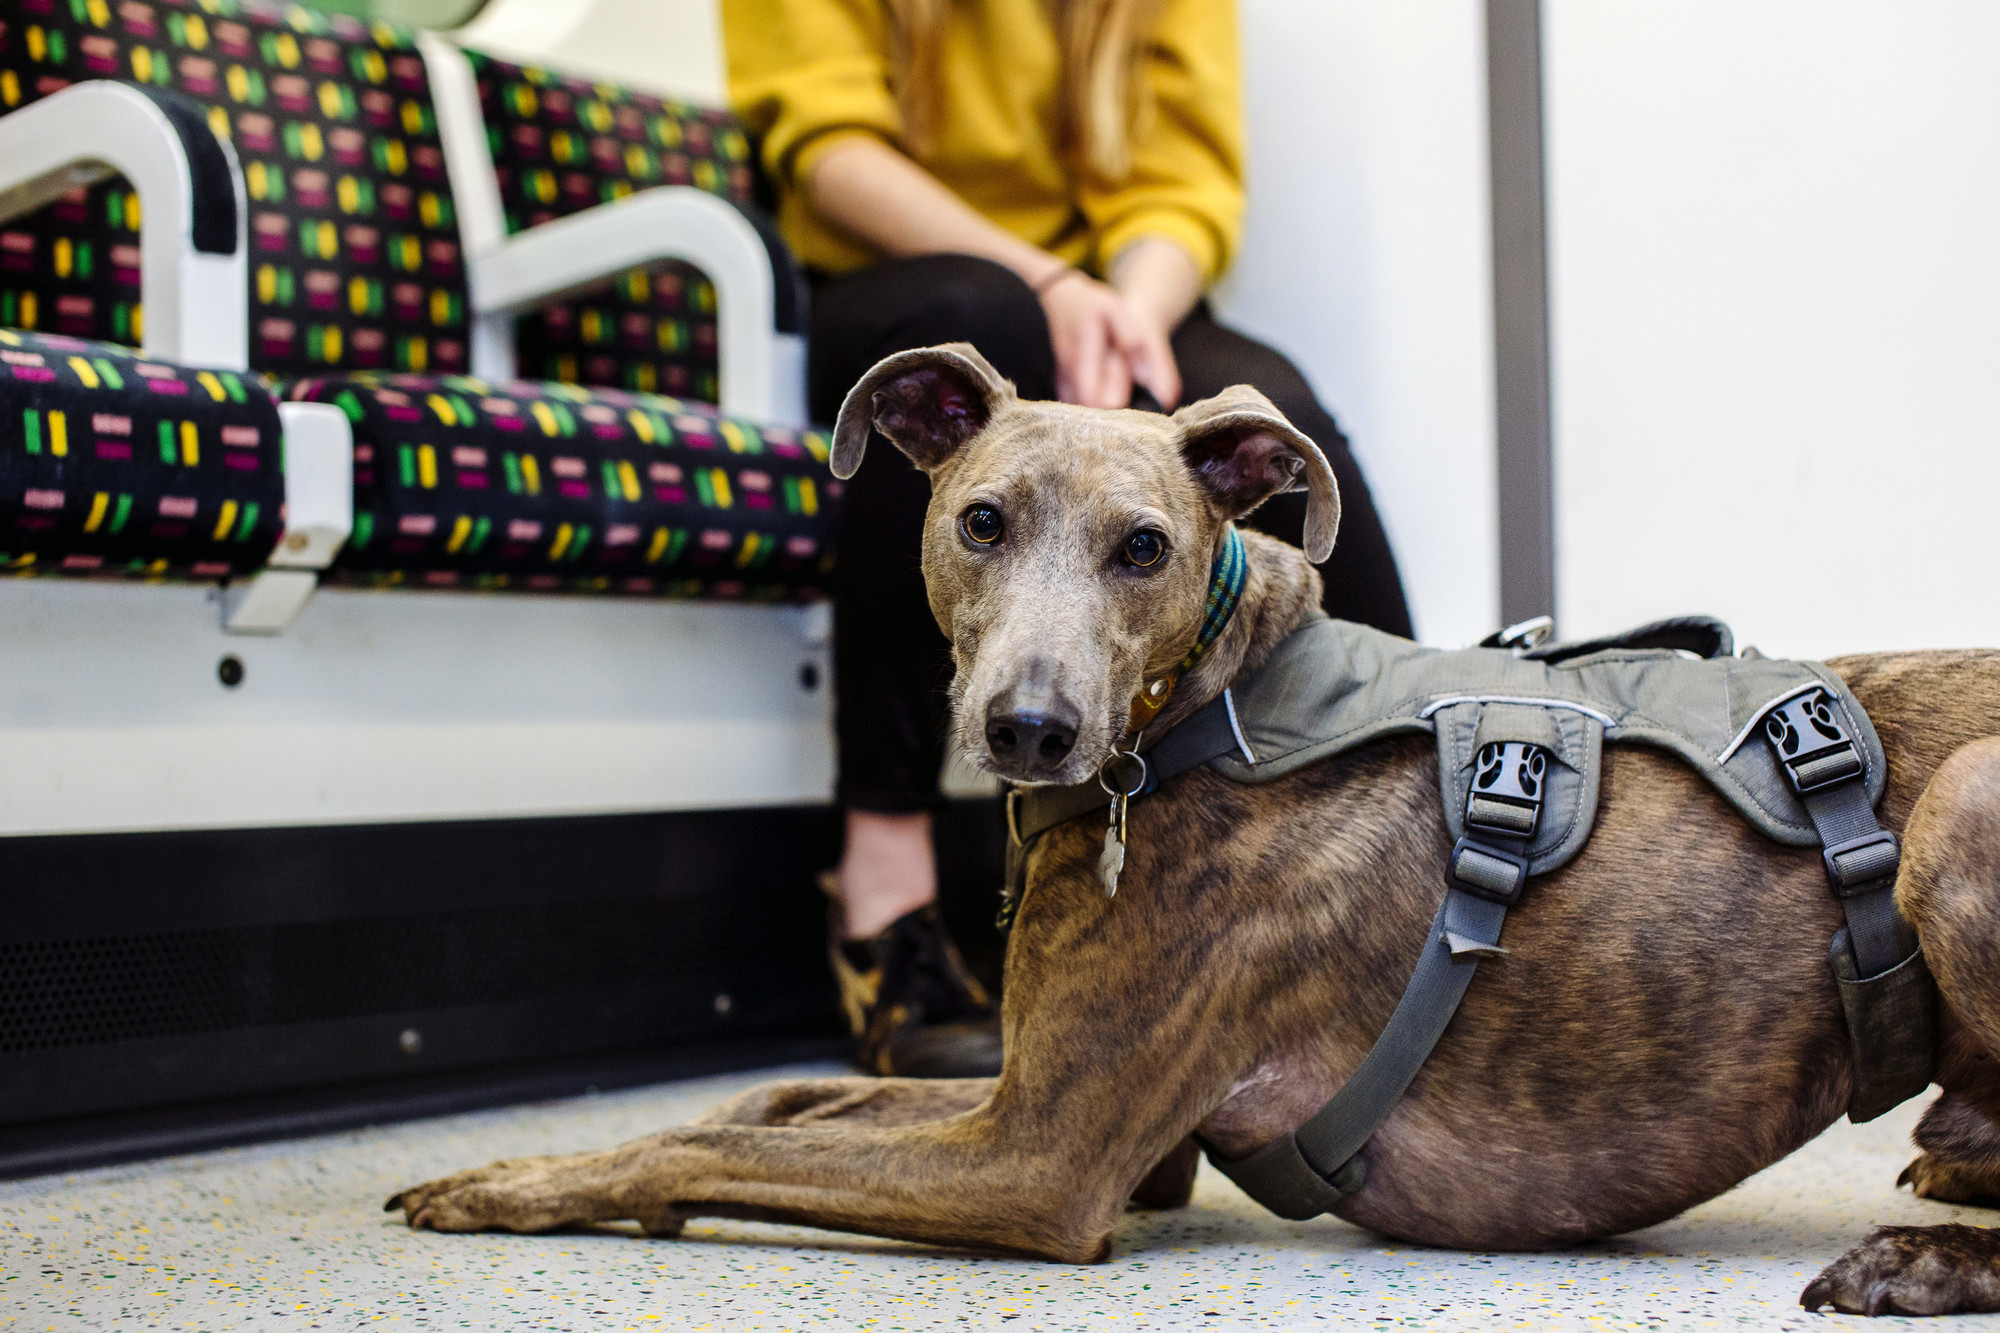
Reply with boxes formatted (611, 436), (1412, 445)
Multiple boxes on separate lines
(830, 343), (1014, 479)
(1173, 386), (1341, 562)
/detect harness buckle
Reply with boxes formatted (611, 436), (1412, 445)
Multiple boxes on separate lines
(1465, 741), (1548, 839)
(1824, 829), (1902, 897)
(1765, 690), (1864, 794)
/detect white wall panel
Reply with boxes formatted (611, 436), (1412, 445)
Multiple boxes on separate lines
(0, 583), (832, 836)
(1221, 0), (1498, 646)
(452, 0), (727, 103)
(1545, 1), (2000, 659)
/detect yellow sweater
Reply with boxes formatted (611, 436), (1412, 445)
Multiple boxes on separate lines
(722, 0), (1244, 282)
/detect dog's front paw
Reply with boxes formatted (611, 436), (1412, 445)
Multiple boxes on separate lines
(1802, 1224), (2000, 1315)
(385, 1155), (586, 1234)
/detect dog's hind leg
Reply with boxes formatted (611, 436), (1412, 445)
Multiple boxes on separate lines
(1902, 1094), (2000, 1209)
(1128, 1137), (1201, 1209)
(1805, 736), (2000, 1316)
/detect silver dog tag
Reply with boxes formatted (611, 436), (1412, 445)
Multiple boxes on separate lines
(1099, 795), (1127, 898)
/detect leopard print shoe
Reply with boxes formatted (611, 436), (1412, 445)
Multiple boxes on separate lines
(824, 879), (1002, 1078)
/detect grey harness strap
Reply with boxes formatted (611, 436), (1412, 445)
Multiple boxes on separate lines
(1761, 688), (1936, 1120)
(1209, 729), (1552, 1213)
(1006, 615), (1935, 1220)
(1206, 890), (1509, 1217)
(1765, 689), (1909, 976)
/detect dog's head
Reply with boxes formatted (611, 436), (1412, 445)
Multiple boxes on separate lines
(833, 343), (1340, 786)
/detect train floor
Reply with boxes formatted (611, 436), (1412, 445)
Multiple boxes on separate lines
(3, 1063), (1994, 1331)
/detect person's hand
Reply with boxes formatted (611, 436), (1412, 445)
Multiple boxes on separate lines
(1038, 270), (1181, 410)
(1107, 235), (1206, 408)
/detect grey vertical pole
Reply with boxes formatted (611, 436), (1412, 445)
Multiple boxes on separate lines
(1486, 0), (1556, 628)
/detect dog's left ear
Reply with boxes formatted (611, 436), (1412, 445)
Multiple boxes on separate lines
(1173, 386), (1341, 562)
(830, 343), (1015, 479)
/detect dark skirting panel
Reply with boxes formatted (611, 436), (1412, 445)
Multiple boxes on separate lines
(0, 805), (847, 1172)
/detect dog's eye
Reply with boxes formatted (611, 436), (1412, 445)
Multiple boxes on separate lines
(1124, 530), (1166, 568)
(962, 504), (1004, 545)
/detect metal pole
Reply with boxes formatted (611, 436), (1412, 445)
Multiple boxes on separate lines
(1486, 0), (1556, 628)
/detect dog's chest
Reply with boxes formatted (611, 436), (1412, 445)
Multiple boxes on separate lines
(1200, 1051), (1349, 1159)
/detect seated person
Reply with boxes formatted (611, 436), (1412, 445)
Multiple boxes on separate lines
(725, 0), (1414, 1076)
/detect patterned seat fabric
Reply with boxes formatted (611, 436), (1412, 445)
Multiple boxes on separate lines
(286, 373), (835, 599)
(467, 51), (756, 401)
(0, 3), (842, 597)
(0, 327), (283, 577)
(0, 0), (470, 376)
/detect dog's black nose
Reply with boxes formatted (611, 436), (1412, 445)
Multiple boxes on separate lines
(985, 703), (1079, 774)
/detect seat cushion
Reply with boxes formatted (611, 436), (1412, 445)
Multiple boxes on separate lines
(0, 0), (470, 376)
(285, 372), (836, 599)
(465, 51), (757, 401)
(0, 328), (284, 578)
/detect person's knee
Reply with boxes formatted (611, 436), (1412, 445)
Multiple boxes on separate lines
(891, 256), (1049, 369)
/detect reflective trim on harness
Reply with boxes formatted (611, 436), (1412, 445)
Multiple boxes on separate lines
(1416, 694), (1617, 726)
(1222, 687), (1258, 764)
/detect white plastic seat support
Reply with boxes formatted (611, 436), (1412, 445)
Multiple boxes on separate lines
(222, 402), (355, 635)
(0, 82), (248, 370)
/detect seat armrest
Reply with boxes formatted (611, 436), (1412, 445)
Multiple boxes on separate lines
(418, 32), (807, 421)
(0, 82), (247, 370)
(466, 187), (804, 421)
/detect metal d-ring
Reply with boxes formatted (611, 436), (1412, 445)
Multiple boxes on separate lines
(1097, 744), (1150, 803)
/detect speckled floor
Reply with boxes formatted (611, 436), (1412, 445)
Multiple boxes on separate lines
(5, 1064), (2000, 1331)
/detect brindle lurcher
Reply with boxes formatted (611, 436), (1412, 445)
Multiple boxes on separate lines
(390, 344), (2000, 1317)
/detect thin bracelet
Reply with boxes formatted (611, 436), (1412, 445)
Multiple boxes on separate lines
(1033, 266), (1083, 296)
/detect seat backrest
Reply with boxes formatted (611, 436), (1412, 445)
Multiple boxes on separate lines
(464, 48), (756, 401)
(0, 0), (470, 377)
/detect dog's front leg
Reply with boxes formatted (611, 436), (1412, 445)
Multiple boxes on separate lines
(387, 986), (1209, 1260)
(388, 1106), (1138, 1261)
(689, 1076), (995, 1129)
(389, 824), (1259, 1259)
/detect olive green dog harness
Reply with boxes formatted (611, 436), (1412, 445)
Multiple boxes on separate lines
(1007, 614), (1934, 1221)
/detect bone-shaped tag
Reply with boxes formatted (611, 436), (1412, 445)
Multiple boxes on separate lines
(1099, 796), (1126, 898)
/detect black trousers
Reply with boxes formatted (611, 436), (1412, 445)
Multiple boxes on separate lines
(812, 254), (1414, 813)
